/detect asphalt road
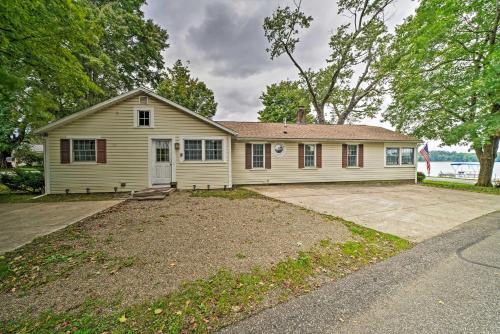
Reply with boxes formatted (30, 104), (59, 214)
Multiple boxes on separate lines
(221, 211), (500, 334)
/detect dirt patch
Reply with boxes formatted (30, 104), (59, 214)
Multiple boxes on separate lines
(0, 191), (351, 320)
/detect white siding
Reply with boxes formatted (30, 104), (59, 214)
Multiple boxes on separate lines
(231, 141), (416, 185)
(47, 95), (231, 193)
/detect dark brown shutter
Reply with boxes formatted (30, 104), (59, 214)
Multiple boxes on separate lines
(265, 143), (271, 169)
(342, 144), (347, 168)
(358, 144), (364, 167)
(316, 144), (322, 168)
(245, 143), (252, 169)
(298, 144), (305, 169)
(97, 139), (107, 163)
(60, 139), (70, 164)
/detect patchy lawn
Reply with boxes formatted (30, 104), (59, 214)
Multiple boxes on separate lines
(0, 189), (411, 333)
(422, 179), (500, 195)
(0, 192), (128, 203)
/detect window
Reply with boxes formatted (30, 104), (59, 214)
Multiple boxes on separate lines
(386, 148), (400, 166)
(138, 110), (150, 127)
(347, 145), (358, 167)
(73, 140), (96, 162)
(385, 147), (415, 166)
(205, 140), (223, 161)
(401, 148), (415, 165)
(252, 144), (264, 168)
(156, 141), (169, 162)
(184, 140), (203, 161)
(305, 144), (315, 167)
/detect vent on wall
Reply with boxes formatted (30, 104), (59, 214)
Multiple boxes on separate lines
(139, 96), (148, 105)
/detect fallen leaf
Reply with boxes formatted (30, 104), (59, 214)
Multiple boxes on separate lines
(118, 315), (127, 323)
(154, 308), (163, 315)
(175, 310), (182, 315)
(438, 300), (444, 304)
(231, 305), (241, 313)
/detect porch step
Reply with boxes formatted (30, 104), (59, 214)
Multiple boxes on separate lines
(130, 187), (176, 200)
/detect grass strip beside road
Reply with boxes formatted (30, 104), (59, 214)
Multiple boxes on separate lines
(422, 180), (500, 195)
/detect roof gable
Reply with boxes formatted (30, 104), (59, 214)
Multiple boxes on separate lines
(35, 88), (237, 135)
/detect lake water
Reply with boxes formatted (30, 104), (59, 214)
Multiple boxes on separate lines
(417, 161), (500, 179)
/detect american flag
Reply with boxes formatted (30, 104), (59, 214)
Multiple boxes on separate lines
(419, 143), (431, 175)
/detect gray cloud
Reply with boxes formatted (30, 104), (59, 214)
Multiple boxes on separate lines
(143, 0), (418, 122)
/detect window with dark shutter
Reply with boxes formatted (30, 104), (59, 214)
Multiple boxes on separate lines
(60, 139), (70, 164)
(298, 144), (305, 169)
(358, 144), (364, 167)
(245, 143), (252, 169)
(316, 144), (322, 168)
(342, 144), (347, 168)
(97, 139), (107, 163)
(265, 143), (271, 169)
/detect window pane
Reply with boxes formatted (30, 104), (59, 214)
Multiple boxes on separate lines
(386, 147), (400, 165)
(347, 145), (357, 167)
(205, 140), (223, 161)
(138, 110), (150, 126)
(73, 140), (96, 162)
(401, 148), (414, 165)
(252, 144), (264, 168)
(156, 140), (169, 162)
(305, 144), (315, 167)
(184, 140), (202, 160)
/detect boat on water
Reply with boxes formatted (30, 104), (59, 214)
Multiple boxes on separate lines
(438, 162), (480, 179)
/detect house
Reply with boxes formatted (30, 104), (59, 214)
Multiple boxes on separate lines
(35, 88), (420, 194)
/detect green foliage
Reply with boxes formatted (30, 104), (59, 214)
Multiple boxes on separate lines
(0, 168), (44, 193)
(417, 172), (426, 182)
(0, 0), (169, 164)
(156, 60), (217, 118)
(263, 0), (393, 123)
(13, 144), (43, 166)
(417, 150), (500, 162)
(258, 80), (313, 123)
(422, 180), (500, 195)
(0, 192), (127, 204)
(384, 0), (499, 184)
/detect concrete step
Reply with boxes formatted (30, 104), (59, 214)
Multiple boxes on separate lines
(129, 187), (176, 200)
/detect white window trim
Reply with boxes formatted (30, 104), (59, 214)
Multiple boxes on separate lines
(180, 136), (227, 163)
(68, 137), (100, 165)
(346, 143), (359, 168)
(303, 143), (317, 169)
(251, 143), (266, 170)
(134, 106), (155, 128)
(384, 144), (417, 167)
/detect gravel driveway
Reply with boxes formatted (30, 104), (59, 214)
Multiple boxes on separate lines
(248, 183), (500, 242)
(0, 191), (351, 320)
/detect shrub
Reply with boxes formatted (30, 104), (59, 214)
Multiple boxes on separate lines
(0, 168), (44, 193)
(417, 172), (426, 182)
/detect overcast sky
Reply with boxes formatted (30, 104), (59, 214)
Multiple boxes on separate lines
(143, 0), (470, 152)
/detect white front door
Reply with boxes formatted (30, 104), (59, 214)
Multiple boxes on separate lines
(151, 139), (171, 185)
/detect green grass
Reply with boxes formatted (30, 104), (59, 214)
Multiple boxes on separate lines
(190, 188), (263, 200)
(1, 217), (412, 333)
(422, 179), (500, 195)
(0, 192), (127, 203)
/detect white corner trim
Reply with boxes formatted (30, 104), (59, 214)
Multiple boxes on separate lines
(228, 136), (232, 188)
(43, 137), (51, 194)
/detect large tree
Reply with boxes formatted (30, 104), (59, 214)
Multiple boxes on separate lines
(384, 0), (499, 186)
(258, 80), (312, 123)
(156, 60), (217, 118)
(263, 0), (392, 124)
(0, 0), (169, 167)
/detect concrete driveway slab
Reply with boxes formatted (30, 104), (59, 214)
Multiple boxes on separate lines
(0, 200), (122, 254)
(249, 184), (500, 242)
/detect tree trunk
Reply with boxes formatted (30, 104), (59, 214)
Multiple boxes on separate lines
(314, 104), (326, 124)
(0, 151), (10, 168)
(475, 136), (499, 186)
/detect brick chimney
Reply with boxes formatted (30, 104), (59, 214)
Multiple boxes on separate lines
(296, 106), (306, 124)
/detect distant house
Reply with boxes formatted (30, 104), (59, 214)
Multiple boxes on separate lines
(35, 88), (420, 194)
